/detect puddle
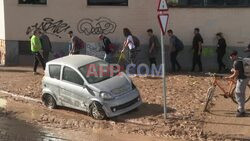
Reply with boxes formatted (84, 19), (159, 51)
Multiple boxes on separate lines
(0, 117), (68, 141)
(0, 98), (7, 108)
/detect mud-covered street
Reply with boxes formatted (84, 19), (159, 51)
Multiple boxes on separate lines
(0, 67), (250, 140)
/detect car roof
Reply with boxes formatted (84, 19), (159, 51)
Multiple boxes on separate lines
(48, 55), (101, 68)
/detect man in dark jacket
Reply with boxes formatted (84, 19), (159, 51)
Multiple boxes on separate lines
(167, 29), (183, 72)
(99, 34), (113, 63)
(39, 31), (52, 63)
(191, 28), (203, 72)
(68, 31), (85, 55)
(147, 29), (160, 68)
(216, 32), (227, 73)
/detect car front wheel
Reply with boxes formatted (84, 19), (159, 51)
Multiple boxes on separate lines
(90, 102), (106, 120)
(43, 94), (57, 109)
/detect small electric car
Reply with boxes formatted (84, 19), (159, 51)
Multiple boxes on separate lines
(42, 55), (141, 120)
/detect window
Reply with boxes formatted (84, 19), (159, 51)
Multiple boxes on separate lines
(87, 0), (128, 6)
(49, 65), (61, 80)
(63, 66), (84, 86)
(168, 0), (250, 7)
(18, 0), (47, 5)
(79, 60), (119, 84)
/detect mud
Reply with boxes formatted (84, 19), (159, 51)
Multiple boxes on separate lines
(1, 97), (176, 141)
(0, 67), (211, 140)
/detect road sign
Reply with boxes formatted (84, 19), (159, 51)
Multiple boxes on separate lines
(158, 0), (168, 11)
(157, 14), (169, 35)
(157, 0), (169, 120)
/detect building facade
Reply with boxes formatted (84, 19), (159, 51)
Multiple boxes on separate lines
(0, 0), (250, 70)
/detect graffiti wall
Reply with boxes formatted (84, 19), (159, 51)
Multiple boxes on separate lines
(25, 17), (117, 38)
(26, 18), (71, 38)
(22, 17), (117, 61)
(77, 17), (117, 36)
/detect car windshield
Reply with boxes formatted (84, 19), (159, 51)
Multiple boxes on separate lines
(79, 60), (120, 84)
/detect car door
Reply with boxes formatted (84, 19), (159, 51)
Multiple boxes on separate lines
(60, 66), (90, 111)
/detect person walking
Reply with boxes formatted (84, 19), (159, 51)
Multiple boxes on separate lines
(99, 34), (113, 63)
(121, 28), (137, 74)
(191, 28), (203, 72)
(216, 32), (227, 73)
(68, 31), (85, 55)
(167, 29), (183, 72)
(39, 31), (52, 63)
(147, 29), (160, 68)
(30, 30), (45, 75)
(226, 51), (249, 117)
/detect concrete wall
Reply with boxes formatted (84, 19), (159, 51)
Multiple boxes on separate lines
(2, 0), (250, 70)
(168, 8), (250, 47)
(3, 1), (250, 46)
(0, 0), (5, 39)
(0, 1), (6, 65)
(4, 0), (158, 43)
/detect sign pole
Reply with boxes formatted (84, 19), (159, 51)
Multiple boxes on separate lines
(161, 30), (167, 120)
(158, 0), (168, 120)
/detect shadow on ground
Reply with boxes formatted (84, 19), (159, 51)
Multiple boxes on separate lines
(0, 108), (68, 141)
(111, 103), (176, 122)
(54, 102), (175, 122)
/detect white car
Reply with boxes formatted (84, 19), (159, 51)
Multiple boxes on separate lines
(42, 55), (141, 120)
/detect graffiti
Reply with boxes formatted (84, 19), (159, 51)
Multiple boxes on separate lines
(77, 17), (117, 36)
(26, 18), (71, 38)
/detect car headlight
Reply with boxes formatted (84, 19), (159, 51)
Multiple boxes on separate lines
(100, 92), (113, 100)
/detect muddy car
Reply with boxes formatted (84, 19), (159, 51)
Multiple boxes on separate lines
(42, 55), (141, 120)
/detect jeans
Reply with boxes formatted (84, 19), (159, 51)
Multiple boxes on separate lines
(170, 51), (181, 72)
(235, 78), (249, 113)
(217, 52), (226, 72)
(33, 52), (45, 72)
(129, 48), (137, 74)
(149, 58), (157, 68)
(43, 51), (50, 63)
(104, 53), (112, 63)
(192, 52), (202, 72)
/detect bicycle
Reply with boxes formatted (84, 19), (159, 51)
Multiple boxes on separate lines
(203, 72), (250, 112)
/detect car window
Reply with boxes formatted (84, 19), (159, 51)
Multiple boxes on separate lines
(79, 60), (119, 84)
(62, 66), (84, 86)
(49, 65), (61, 80)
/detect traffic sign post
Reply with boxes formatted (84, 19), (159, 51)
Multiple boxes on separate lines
(157, 0), (169, 120)
(157, 14), (169, 35)
(158, 0), (168, 11)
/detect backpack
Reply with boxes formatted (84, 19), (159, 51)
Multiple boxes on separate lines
(74, 36), (85, 50)
(108, 44), (116, 53)
(175, 36), (184, 51)
(103, 37), (115, 53)
(132, 35), (140, 48)
(240, 57), (250, 77)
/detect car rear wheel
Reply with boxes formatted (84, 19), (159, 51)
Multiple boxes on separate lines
(90, 102), (106, 120)
(43, 94), (57, 109)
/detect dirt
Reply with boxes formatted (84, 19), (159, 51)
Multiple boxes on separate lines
(0, 67), (211, 140)
(1, 67), (250, 140)
(0, 96), (177, 141)
(203, 89), (250, 140)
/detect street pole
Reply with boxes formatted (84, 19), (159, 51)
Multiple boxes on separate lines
(161, 31), (167, 120)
